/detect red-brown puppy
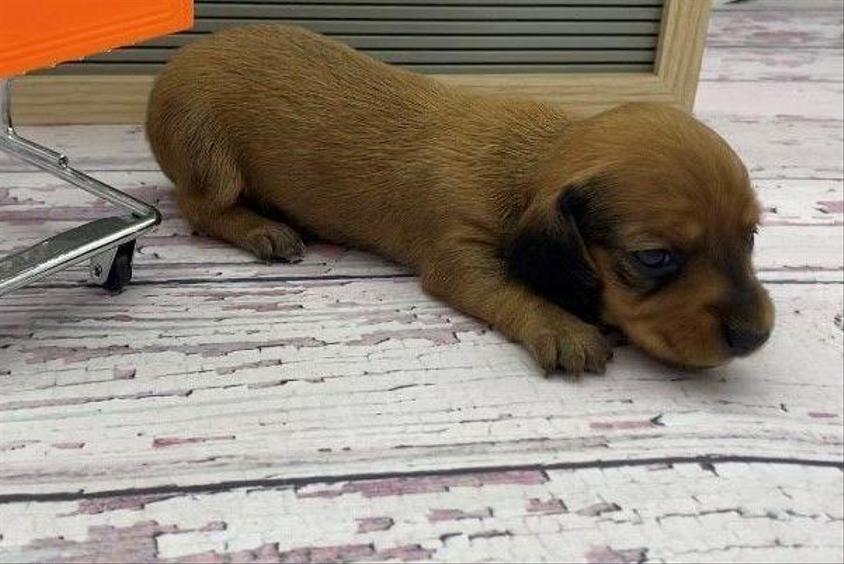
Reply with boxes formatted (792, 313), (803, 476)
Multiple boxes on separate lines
(146, 24), (774, 374)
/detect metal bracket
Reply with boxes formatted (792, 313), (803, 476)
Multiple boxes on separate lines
(0, 79), (161, 296)
(89, 247), (119, 285)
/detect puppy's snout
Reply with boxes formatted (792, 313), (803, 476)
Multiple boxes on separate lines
(720, 280), (773, 357)
(723, 323), (770, 356)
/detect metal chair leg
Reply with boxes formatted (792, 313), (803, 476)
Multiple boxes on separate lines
(0, 79), (161, 296)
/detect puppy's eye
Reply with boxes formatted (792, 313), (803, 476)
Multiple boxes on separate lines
(632, 249), (680, 277)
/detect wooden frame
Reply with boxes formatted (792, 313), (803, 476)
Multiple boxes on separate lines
(11, 0), (712, 124)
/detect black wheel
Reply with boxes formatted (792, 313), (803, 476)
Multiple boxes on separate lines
(103, 242), (135, 293)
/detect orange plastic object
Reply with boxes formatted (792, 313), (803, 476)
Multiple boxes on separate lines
(0, 0), (193, 77)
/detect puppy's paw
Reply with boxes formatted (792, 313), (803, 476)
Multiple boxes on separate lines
(245, 224), (306, 263)
(524, 323), (613, 376)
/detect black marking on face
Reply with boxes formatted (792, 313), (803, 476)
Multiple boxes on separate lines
(504, 184), (612, 323)
(505, 224), (602, 322)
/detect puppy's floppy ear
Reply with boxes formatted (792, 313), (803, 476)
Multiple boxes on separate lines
(504, 186), (602, 323)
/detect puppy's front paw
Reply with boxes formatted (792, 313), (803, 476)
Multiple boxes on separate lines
(245, 224), (306, 263)
(524, 323), (613, 376)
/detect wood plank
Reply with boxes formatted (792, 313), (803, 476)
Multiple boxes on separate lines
(0, 124), (153, 172)
(0, 462), (841, 562)
(701, 47), (844, 83)
(707, 9), (844, 49)
(697, 81), (843, 119)
(699, 114), (844, 179)
(714, 0), (844, 12)
(0, 281), (841, 496)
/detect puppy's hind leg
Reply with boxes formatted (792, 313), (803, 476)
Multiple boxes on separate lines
(205, 202), (306, 263)
(174, 158), (305, 263)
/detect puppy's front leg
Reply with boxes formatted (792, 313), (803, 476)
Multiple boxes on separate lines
(422, 243), (612, 374)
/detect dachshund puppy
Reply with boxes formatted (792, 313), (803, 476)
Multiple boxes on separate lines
(146, 24), (774, 374)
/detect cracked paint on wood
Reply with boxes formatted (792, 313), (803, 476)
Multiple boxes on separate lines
(0, 281), (840, 498)
(0, 462), (841, 563)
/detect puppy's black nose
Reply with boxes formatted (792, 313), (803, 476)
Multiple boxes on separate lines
(724, 324), (770, 355)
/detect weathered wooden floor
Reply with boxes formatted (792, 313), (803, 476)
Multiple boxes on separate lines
(1, 1), (842, 562)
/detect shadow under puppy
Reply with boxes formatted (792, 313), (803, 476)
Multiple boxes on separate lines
(146, 24), (774, 375)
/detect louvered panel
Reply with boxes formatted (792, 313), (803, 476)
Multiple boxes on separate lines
(184, 20), (662, 35)
(44, 0), (666, 76)
(194, 4), (663, 20)
(144, 33), (659, 50)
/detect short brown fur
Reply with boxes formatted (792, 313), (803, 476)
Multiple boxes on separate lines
(147, 25), (774, 374)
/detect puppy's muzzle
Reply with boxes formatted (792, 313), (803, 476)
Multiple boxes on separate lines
(720, 282), (773, 357)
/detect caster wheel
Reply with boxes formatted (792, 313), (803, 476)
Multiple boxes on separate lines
(103, 242), (135, 293)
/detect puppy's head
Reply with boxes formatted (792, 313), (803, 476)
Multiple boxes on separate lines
(507, 103), (774, 368)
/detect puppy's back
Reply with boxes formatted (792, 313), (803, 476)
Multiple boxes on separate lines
(147, 24), (448, 172)
(146, 24), (462, 259)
